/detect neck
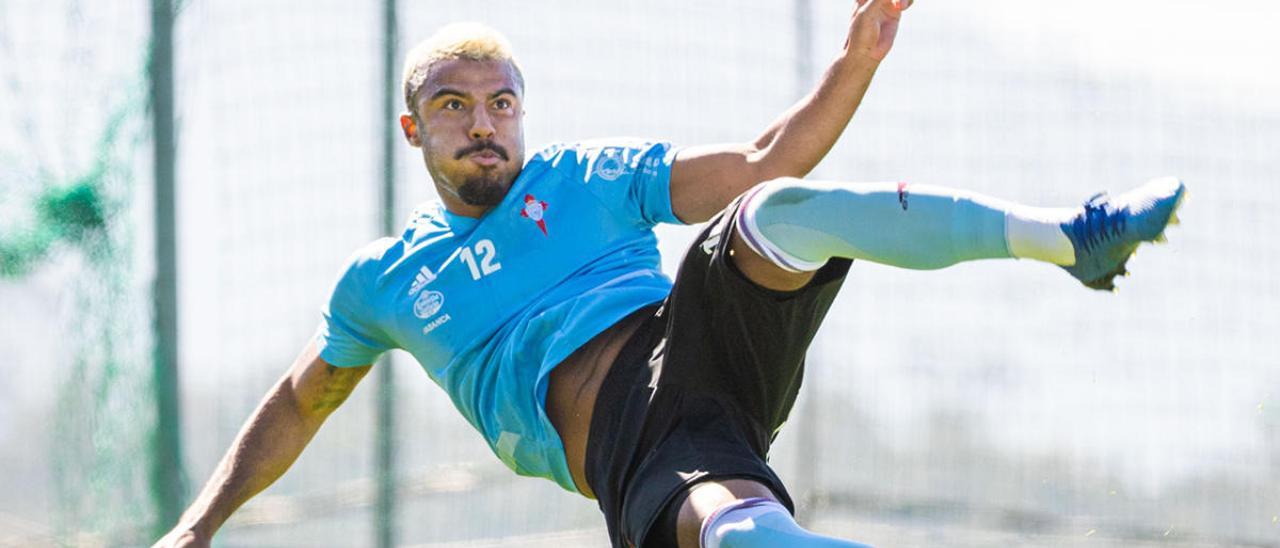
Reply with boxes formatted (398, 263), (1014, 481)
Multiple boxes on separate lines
(438, 192), (492, 218)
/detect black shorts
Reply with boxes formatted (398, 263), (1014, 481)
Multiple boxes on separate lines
(584, 195), (852, 547)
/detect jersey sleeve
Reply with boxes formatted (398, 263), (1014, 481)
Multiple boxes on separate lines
(546, 139), (684, 227)
(315, 241), (395, 367)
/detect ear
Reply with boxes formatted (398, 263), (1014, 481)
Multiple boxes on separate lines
(400, 113), (421, 147)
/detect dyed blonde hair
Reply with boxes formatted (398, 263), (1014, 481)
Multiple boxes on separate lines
(402, 22), (525, 117)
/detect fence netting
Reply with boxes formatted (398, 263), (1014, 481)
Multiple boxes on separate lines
(1, 1), (1276, 546)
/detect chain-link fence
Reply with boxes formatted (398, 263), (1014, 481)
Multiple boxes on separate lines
(2, 1), (1277, 546)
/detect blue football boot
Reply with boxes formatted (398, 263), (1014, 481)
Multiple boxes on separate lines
(1061, 177), (1186, 291)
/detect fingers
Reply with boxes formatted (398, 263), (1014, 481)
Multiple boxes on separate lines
(858, 0), (911, 13)
(867, 0), (910, 11)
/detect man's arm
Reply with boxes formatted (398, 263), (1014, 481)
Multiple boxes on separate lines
(153, 341), (372, 547)
(669, 0), (911, 223)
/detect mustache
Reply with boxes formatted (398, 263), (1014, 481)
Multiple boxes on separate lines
(454, 140), (510, 161)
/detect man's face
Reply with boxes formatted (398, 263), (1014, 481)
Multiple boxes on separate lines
(401, 58), (525, 216)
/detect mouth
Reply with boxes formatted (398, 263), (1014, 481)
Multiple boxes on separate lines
(455, 141), (510, 167)
(468, 150), (502, 167)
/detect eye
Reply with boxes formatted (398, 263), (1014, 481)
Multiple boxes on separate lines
(444, 99), (464, 111)
(493, 97), (512, 110)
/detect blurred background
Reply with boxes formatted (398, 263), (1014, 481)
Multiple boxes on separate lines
(1, 0), (1277, 546)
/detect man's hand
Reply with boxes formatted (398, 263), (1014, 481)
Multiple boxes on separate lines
(668, 0), (914, 222)
(845, 0), (912, 63)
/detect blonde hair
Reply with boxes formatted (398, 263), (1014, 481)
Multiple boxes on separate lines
(402, 22), (525, 116)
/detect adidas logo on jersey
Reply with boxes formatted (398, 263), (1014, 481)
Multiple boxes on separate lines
(408, 265), (436, 296)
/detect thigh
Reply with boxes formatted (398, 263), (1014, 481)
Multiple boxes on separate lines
(661, 478), (781, 548)
(584, 323), (792, 548)
(620, 386), (794, 548)
(658, 193), (853, 449)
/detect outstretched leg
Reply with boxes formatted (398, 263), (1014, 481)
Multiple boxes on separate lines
(732, 177), (1185, 291)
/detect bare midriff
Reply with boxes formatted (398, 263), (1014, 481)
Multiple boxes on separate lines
(545, 311), (649, 500)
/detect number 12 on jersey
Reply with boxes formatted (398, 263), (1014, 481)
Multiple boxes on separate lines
(459, 239), (502, 280)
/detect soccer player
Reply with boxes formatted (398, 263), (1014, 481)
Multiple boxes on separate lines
(155, 1), (1185, 546)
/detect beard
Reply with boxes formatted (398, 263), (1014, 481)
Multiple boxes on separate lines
(457, 171), (511, 206)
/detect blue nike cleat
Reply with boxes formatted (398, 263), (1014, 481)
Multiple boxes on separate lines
(1060, 176), (1186, 291)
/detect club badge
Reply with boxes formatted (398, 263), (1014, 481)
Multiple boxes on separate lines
(520, 194), (549, 236)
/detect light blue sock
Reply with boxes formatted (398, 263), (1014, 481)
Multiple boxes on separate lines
(702, 498), (871, 548)
(737, 179), (1016, 272)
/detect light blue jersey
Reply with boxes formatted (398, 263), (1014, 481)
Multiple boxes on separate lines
(316, 140), (682, 492)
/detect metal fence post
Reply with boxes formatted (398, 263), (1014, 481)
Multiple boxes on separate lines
(149, 0), (187, 537)
(375, 0), (400, 546)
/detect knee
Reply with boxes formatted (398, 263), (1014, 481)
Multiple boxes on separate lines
(745, 178), (822, 219)
(677, 480), (781, 547)
(753, 176), (805, 190)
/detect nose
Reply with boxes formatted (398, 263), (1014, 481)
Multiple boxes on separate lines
(469, 107), (495, 141)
